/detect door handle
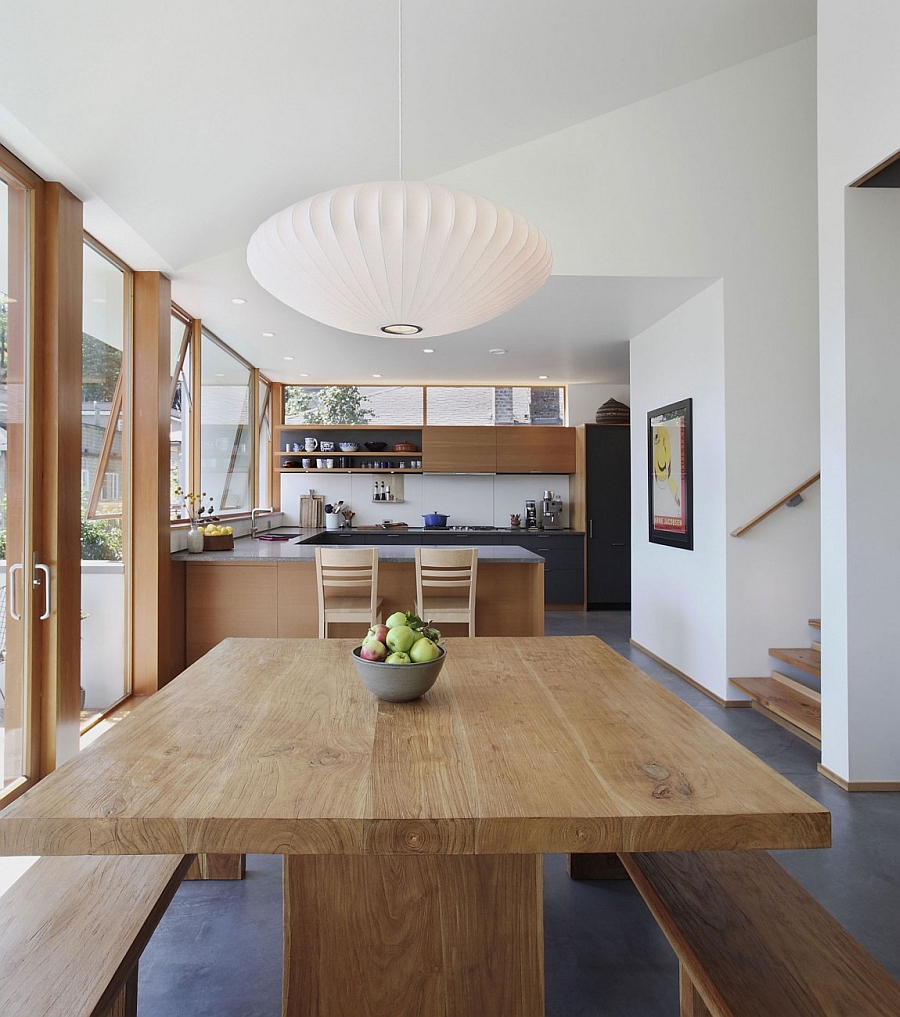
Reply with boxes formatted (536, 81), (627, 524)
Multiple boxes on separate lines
(612, 541), (627, 547)
(8, 562), (23, 621)
(34, 556), (51, 620)
(589, 520), (593, 539)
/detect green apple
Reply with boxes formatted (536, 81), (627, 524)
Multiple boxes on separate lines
(386, 625), (416, 654)
(385, 611), (408, 628)
(385, 651), (411, 664)
(409, 638), (441, 663)
(408, 628), (425, 644)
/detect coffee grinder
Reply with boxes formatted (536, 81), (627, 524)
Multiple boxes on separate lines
(524, 499), (538, 529)
(541, 490), (564, 530)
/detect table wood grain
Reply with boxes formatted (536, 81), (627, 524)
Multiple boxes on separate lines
(0, 636), (830, 1017)
(0, 636), (829, 857)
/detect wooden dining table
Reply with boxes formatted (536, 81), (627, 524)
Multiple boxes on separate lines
(0, 636), (830, 1016)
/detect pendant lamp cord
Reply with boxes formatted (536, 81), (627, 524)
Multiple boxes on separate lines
(398, 0), (403, 180)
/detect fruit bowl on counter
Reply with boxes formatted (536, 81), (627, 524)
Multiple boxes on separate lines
(200, 523), (234, 550)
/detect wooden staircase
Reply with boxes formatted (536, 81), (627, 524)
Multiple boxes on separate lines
(730, 619), (822, 748)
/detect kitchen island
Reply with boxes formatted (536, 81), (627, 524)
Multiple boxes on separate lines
(172, 536), (544, 667)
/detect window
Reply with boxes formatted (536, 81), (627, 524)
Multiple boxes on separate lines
(170, 311), (191, 519)
(199, 330), (252, 514)
(285, 385), (424, 426)
(81, 238), (129, 726)
(425, 386), (565, 425)
(283, 385), (565, 426)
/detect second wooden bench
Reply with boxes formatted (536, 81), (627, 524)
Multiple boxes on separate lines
(619, 849), (900, 1017)
(0, 852), (193, 1017)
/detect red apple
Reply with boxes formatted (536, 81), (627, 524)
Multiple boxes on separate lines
(367, 624), (389, 645)
(359, 638), (387, 662)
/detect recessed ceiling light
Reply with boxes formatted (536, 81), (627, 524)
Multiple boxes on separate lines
(372, 373), (383, 378)
(283, 356), (295, 361)
(214, 372), (225, 377)
(422, 348), (435, 354)
(489, 348), (507, 355)
(231, 297), (247, 305)
(299, 373), (309, 377)
(262, 331), (275, 337)
(538, 375), (548, 380)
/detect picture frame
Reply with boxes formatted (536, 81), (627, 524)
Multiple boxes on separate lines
(647, 398), (693, 550)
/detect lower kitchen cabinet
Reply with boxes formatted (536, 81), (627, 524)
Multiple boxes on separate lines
(503, 533), (584, 607)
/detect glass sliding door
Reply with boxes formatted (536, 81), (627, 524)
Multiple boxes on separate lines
(0, 166), (35, 798)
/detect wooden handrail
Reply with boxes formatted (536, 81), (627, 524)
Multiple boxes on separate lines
(730, 472), (820, 537)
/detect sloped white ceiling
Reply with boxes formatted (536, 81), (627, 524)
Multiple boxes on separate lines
(0, 0), (814, 384)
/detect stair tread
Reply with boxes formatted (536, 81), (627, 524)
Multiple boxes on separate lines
(767, 646), (821, 677)
(808, 617), (821, 629)
(730, 676), (821, 739)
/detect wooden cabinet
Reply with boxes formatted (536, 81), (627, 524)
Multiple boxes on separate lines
(420, 426), (497, 472)
(422, 425), (575, 473)
(495, 427), (576, 473)
(585, 424), (630, 607)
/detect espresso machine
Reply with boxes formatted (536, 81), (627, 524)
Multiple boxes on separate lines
(540, 490), (564, 530)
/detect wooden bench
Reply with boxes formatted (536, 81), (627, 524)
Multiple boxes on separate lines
(0, 853), (193, 1017)
(619, 850), (900, 1017)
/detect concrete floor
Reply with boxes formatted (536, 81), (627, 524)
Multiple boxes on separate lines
(137, 613), (900, 1016)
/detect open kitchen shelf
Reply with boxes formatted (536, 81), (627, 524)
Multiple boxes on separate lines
(275, 425), (423, 476)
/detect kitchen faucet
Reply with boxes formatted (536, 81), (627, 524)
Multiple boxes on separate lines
(250, 506), (274, 538)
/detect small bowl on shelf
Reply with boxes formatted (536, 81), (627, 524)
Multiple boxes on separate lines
(364, 441), (387, 452)
(339, 442), (359, 452)
(350, 645), (446, 702)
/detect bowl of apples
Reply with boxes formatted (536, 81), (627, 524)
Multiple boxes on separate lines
(352, 611), (445, 702)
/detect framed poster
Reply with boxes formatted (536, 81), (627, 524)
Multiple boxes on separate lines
(647, 398), (693, 549)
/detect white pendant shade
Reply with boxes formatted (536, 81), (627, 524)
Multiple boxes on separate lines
(247, 181), (552, 337)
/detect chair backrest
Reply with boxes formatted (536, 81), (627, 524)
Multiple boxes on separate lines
(315, 545), (380, 617)
(415, 546), (478, 612)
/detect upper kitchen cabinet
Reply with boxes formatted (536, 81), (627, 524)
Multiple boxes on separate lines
(421, 426), (497, 472)
(496, 427), (576, 474)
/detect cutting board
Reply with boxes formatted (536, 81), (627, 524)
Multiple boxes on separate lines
(300, 489), (325, 528)
(355, 522), (409, 530)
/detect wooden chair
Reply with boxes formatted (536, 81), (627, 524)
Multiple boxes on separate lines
(415, 546), (478, 636)
(315, 546), (383, 638)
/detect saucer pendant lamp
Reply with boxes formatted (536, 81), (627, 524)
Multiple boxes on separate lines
(247, 181), (552, 337)
(246, 3), (551, 338)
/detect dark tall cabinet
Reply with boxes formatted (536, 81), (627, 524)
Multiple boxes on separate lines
(586, 424), (631, 607)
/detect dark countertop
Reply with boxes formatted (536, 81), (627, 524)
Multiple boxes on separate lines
(172, 536), (545, 564)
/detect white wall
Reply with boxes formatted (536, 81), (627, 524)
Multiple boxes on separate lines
(817, 1), (900, 783)
(630, 283), (728, 697)
(437, 40), (820, 700)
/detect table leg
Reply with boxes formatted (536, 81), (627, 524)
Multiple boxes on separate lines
(283, 853), (544, 1017)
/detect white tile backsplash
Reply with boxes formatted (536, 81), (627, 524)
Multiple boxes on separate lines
(280, 472), (572, 528)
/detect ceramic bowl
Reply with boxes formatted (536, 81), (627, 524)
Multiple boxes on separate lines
(319, 441), (335, 452)
(339, 442), (359, 452)
(364, 441), (387, 452)
(350, 645), (446, 702)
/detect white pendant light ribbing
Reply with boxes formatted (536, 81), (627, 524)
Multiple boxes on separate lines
(247, 181), (552, 337)
(246, 2), (551, 338)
